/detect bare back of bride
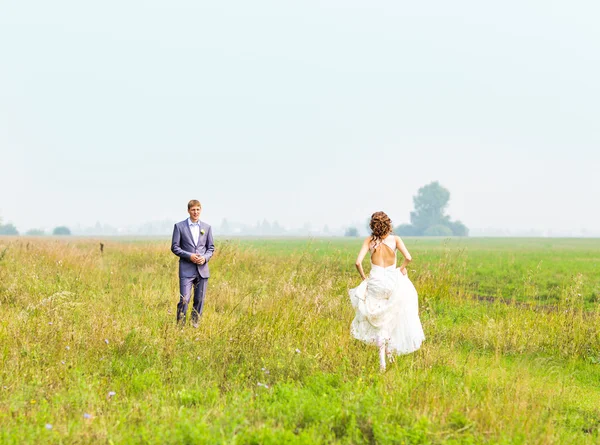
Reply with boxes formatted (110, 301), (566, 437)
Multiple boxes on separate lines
(349, 211), (425, 371)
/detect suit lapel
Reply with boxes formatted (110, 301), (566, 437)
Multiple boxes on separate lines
(183, 219), (197, 248)
(197, 221), (204, 247)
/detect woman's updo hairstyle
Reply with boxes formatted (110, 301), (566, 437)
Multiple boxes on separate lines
(370, 211), (392, 243)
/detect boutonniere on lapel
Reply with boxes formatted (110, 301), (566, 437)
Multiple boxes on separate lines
(200, 229), (205, 235)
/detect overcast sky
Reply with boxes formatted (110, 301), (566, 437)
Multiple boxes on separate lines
(1, 0), (598, 233)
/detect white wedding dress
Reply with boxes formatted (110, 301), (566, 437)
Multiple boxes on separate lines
(349, 235), (425, 355)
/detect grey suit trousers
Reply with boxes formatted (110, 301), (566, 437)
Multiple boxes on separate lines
(177, 274), (208, 324)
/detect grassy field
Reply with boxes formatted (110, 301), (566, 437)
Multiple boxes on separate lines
(241, 237), (600, 305)
(0, 236), (599, 444)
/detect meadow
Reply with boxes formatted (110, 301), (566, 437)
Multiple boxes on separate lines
(0, 236), (599, 444)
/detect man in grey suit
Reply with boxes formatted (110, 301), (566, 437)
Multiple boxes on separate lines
(171, 199), (215, 327)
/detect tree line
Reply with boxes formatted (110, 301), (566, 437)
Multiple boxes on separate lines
(0, 218), (71, 236)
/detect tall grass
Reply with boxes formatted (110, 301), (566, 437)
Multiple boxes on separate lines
(0, 237), (599, 444)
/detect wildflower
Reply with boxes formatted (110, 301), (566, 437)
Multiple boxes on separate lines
(257, 382), (269, 389)
(108, 391), (116, 398)
(84, 413), (92, 419)
(48, 322), (53, 325)
(261, 367), (270, 374)
(61, 361), (65, 365)
(31, 400), (36, 404)
(65, 346), (70, 351)
(45, 424), (53, 430)
(104, 339), (109, 345)
(295, 348), (301, 354)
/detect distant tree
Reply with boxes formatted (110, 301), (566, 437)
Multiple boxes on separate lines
(395, 223), (419, 236)
(52, 226), (71, 236)
(447, 220), (469, 237)
(302, 222), (312, 235)
(0, 223), (19, 235)
(26, 229), (45, 236)
(345, 227), (359, 237)
(271, 221), (285, 235)
(423, 224), (453, 237)
(395, 181), (469, 236)
(410, 181), (451, 233)
(261, 219), (272, 235)
(220, 218), (230, 234)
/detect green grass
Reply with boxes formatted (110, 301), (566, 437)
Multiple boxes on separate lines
(0, 236), (599, 444)
(241, 237), (600, 304)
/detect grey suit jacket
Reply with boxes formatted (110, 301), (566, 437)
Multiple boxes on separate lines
(171, 219), (215, 278)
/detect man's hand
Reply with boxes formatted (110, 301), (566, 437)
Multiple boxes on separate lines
(190, 254), (202, 264)
(198, 256), (206, 265)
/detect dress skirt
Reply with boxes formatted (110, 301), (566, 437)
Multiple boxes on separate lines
(349, 264), (425, 355)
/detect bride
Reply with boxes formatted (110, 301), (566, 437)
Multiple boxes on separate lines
(349, 211), (425, 371)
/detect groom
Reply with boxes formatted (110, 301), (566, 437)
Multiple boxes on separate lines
(171, 200), (215, 327)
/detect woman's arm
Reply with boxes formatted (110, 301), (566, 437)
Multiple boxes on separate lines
(355, 237), (371, 280)
(395, 235), (412, 275)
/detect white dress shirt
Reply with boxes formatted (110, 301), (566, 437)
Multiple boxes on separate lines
(188, 218), (200, 246)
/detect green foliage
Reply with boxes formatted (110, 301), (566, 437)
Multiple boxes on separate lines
(423, 224), (454, 237)
(395, 223), (420, 236)
(0, 223), (19, 235)
(447, 220), (469, 236)
(52, 226), (71, 235)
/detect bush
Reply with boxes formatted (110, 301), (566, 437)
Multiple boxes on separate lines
(52, 226), (71, 236)
(0, 223), (19, 235)
(448, 220), (469, 236)
(423, 224), (453, 237)
(395, 224), (420, 236)
(344, 227), (359, 237)
(25, 229), (45, 236)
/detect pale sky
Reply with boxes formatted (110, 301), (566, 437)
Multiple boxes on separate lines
(1, 0), (599, 233)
